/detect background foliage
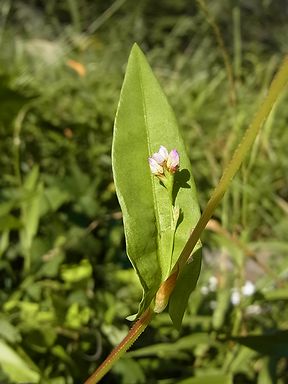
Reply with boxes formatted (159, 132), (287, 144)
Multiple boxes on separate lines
(0, 0), (288, 383)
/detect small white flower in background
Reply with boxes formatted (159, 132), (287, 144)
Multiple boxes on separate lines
(209, 300), (217, 310)
(148, 146), (180, 176)
(242, 280), (255, 296)
(208, 276), (218, 292)
(231, 289), (241, 306)
(231, 281), (255, 306)
(200, 286), (209, 295)
(200, 276), (218, 296)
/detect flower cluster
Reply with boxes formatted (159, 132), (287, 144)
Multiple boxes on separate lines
(148, 146), (179, 177)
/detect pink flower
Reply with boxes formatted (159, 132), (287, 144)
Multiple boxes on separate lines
(148, 146), (180, 176)
(167, 149), (180, 173)
(148, 157), (164, 175)
(152, 145), (169, 165)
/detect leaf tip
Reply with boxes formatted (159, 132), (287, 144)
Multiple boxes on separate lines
(131, 42), (141, 52)
(130, 43), (145, 60)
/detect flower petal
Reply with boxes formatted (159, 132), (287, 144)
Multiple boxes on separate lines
(159, 146), (169, 160)
(152, 153), (165, 164)
(148, 157), (164, 175)
(167, 149), (180, 173)
(152, 145), (169, 165)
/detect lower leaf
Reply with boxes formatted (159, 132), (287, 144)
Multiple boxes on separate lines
(169, 248), (202, 330)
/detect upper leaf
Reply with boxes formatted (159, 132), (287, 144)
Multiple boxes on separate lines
(112, 44), (200, 318)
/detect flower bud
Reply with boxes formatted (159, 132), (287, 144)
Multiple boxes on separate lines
(151, 145), (168, 165)
(148, 157), (164, 176)
(148, 146), (180, 178)
(167, 149), (180, 173)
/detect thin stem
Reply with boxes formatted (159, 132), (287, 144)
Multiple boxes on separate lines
(13, 104), (32, 186)
(87, 0), (127, 34)
(67, 0), (81, 32)
(177, 55), (288, 270)
(196, 0), (237, 107)
(84, 308), (153, 384)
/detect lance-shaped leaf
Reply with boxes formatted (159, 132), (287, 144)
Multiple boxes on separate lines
(112, 44), (201, 319)
(169, 248), (202, 330)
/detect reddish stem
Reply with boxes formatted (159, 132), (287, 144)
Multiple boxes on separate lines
(84, 308), (153, 384)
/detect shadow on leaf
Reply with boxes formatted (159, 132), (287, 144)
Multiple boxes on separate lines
(172, 168), (191, 205)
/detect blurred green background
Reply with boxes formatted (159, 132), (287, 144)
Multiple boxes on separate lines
(0, 0), (288, 383)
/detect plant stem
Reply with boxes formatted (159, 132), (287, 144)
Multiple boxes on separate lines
(84, 308), (153, 384)
(84, 55), (288, 383)
(67, 0), (81, 32)
(177, 55), (288, 271)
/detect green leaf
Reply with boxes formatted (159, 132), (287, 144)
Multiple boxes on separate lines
(25, 328), (57, 353)
(228, 346), (257, 374)
(212, 286), (231, 330)
(0, 339), (40, 383)
(0, 231), (9, 257)
(230, 330), (288, 357)
(262, 288), (288, 301)
(0, 201), (15, 216)
(0, 215), (22, 231)
(169, 249), (202, 330)
(113, 44), (200, 318)
(51, 345), (74, 366)
(0, 76), (32, 129)
(60, 259), (92, 283)
(127, 333), (211, 359)
(42, 186), (71, 214)
(112, 358), (145, 384)
(20, 166), (43, 254)
(0, 318), (21, 343)
(177, 373), (233, 384)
